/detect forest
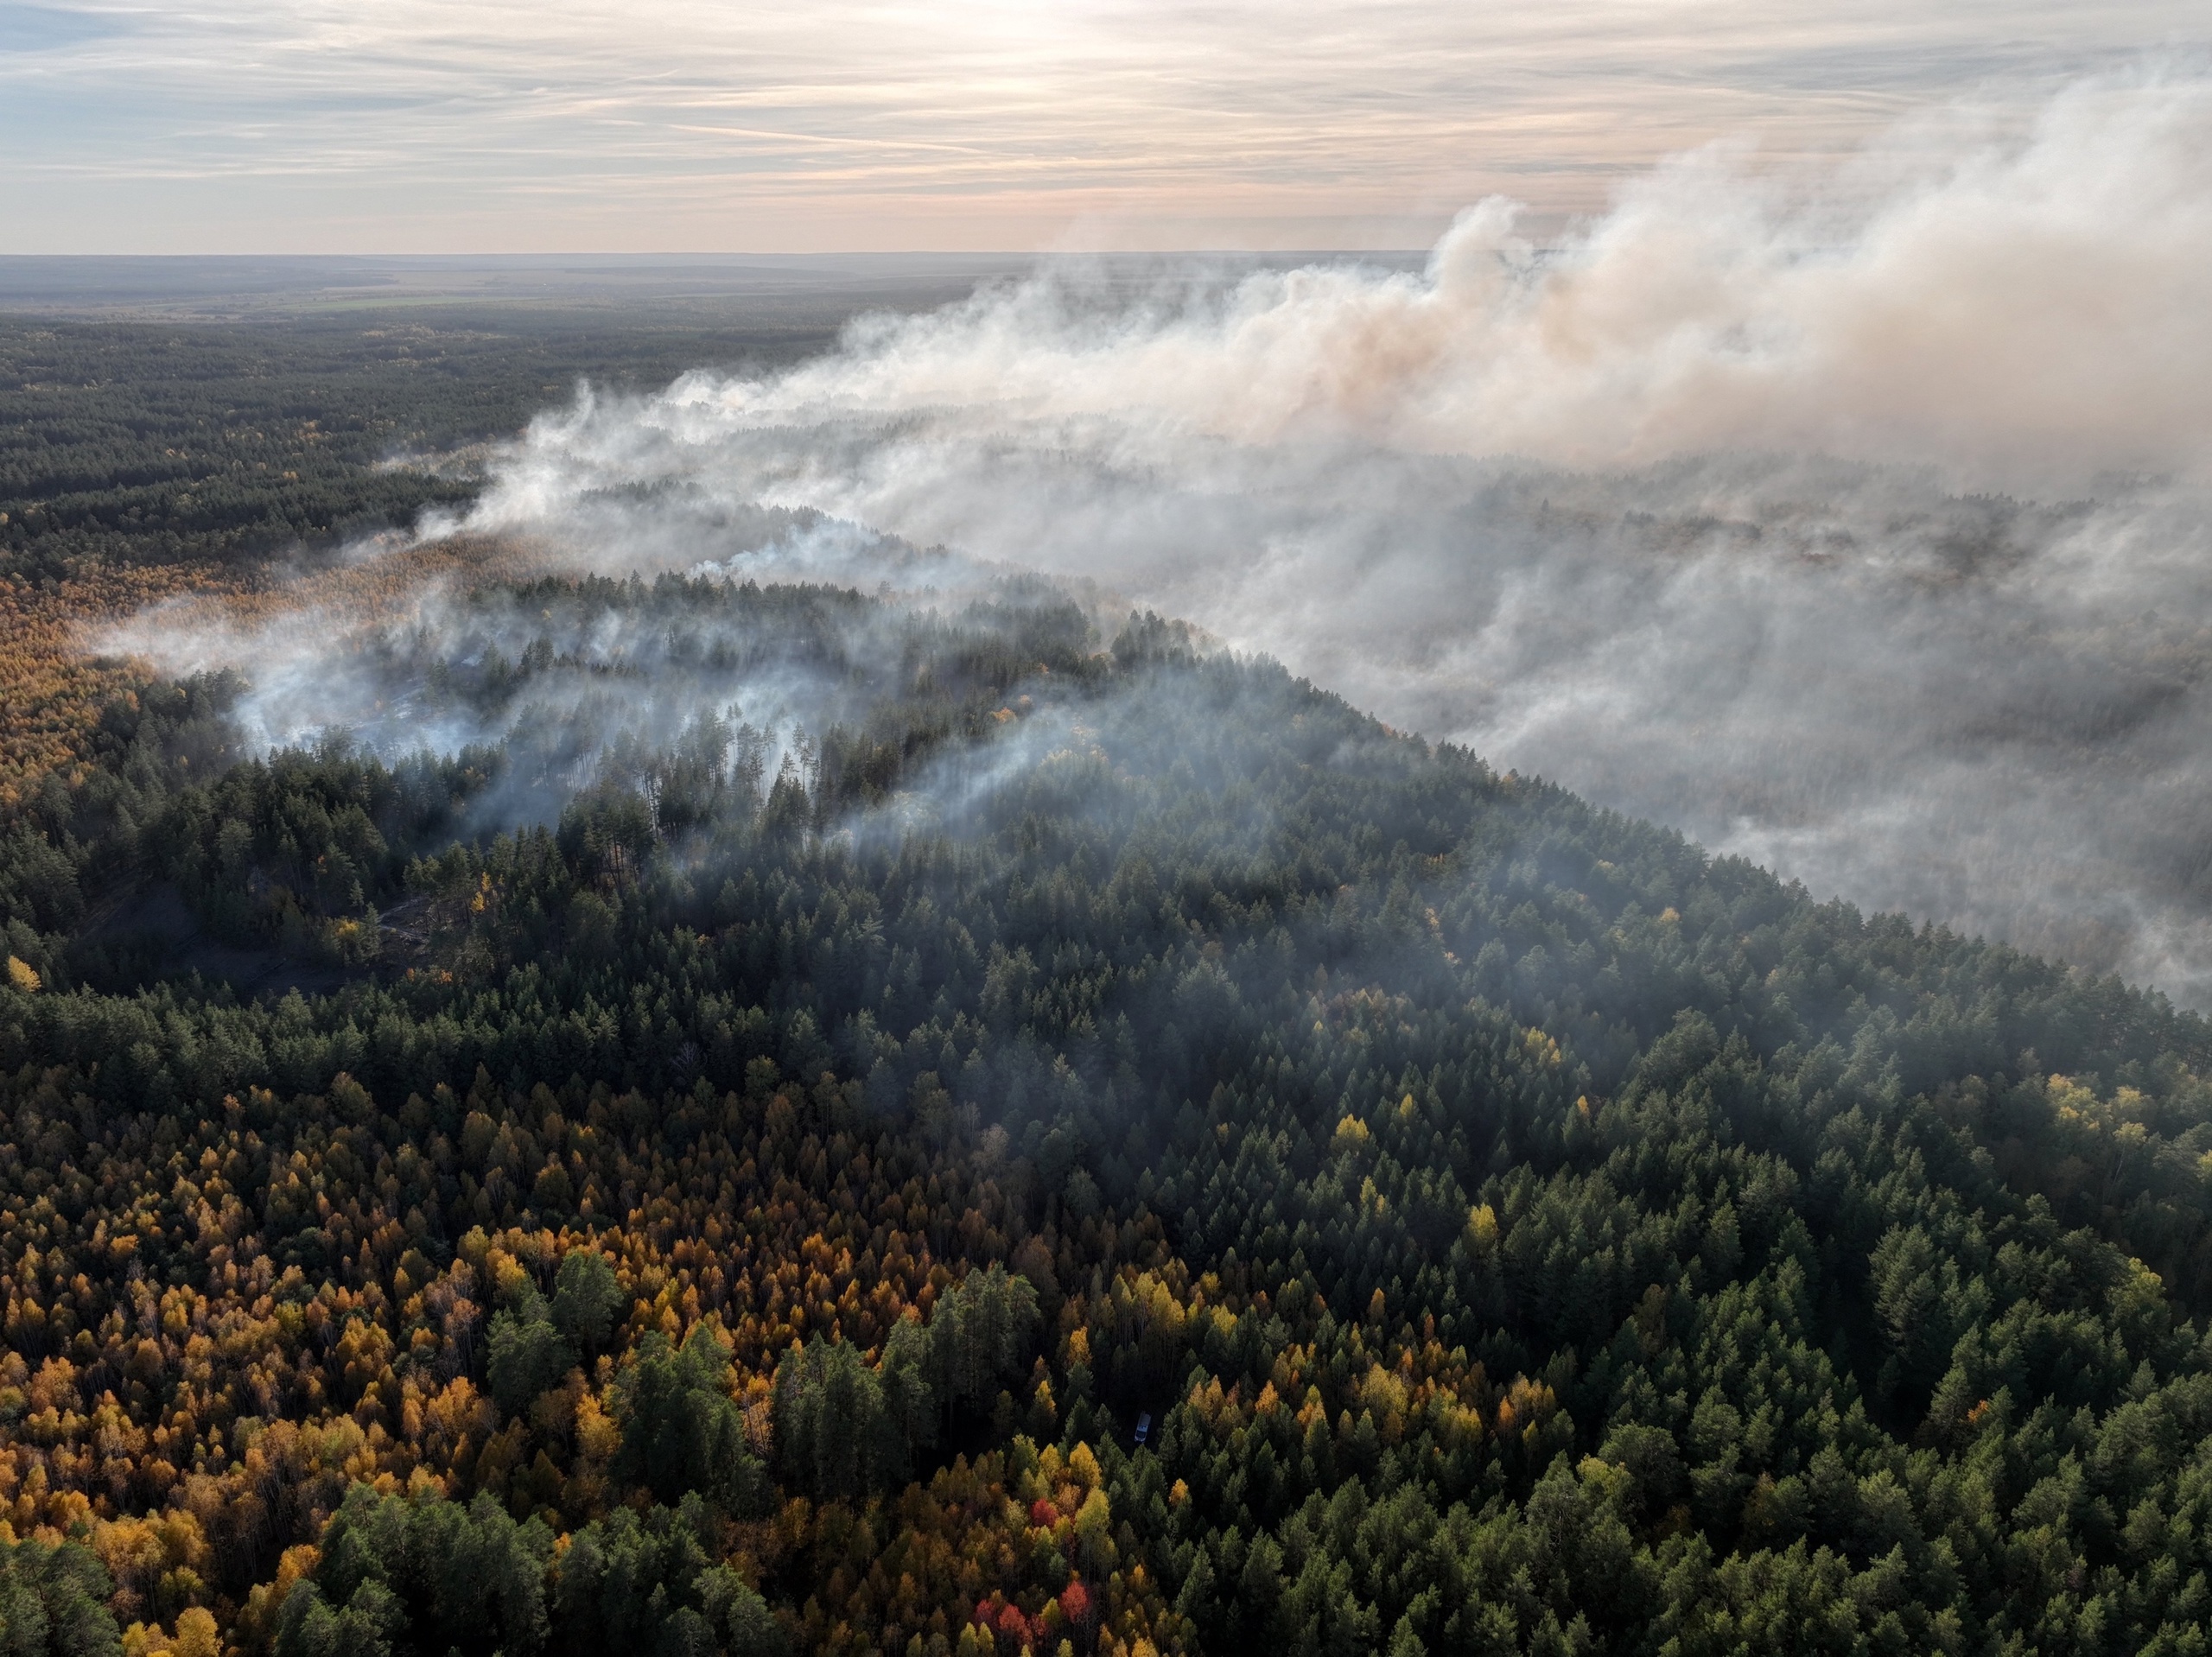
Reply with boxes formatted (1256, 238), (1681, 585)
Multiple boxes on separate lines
(7, 314), (2212, 1657)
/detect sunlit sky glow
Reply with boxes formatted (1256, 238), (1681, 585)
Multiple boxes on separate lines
(2, 0), (2206, 252)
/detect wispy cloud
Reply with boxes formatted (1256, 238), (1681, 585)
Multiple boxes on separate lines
(2, 0), (2202, 250)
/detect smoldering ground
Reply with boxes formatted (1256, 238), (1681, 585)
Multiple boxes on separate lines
(397, 71), (2212, 1007)
(99, 546), (1174, 857)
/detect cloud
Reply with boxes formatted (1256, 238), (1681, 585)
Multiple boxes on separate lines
(3, 1), (2203, 250)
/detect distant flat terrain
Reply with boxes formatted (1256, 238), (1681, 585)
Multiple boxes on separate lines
(0, 252), (1033, 320)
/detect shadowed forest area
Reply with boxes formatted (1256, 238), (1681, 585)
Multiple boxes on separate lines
(7, 295), (2212, 1657)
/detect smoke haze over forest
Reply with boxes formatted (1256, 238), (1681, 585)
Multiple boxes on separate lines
(118, 72), (2212, 1004)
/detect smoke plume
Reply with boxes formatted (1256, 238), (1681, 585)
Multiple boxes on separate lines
(130, 72), (2212, 1004)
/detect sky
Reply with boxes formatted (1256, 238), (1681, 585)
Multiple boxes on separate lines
(2, 0), (2205, 253)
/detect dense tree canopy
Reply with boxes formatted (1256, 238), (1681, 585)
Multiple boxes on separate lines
(4, 569), (2212, 1657)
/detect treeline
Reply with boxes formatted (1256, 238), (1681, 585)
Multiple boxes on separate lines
(5, 580), (2212, 1654)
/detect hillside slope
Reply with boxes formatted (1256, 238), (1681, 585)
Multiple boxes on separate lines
(4, 575), (2212, 1656)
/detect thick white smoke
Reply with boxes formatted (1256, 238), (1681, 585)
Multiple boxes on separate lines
(145, 73), (2212, 1003)
(470, 71), (2212, 494)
